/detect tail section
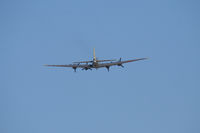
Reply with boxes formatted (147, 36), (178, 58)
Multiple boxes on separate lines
(93, 48), (97, 62)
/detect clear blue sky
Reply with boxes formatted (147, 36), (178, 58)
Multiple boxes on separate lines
(1, 0), (200, 133)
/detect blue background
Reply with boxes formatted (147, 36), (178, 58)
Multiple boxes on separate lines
(1, 0), (200, 133)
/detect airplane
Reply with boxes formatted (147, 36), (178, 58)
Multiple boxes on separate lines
(44, 48), (147, 72)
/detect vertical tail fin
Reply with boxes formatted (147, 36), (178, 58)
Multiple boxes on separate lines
(93, 48), (96, 61)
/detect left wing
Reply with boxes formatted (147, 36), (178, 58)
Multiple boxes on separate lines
(44, 64), (92, 72)
(44, 64), (83, 67)
(98, 58), (148, 68)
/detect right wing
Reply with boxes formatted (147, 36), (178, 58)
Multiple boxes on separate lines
(98, 58), (148, 68)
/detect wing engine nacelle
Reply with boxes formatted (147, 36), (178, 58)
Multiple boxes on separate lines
(72, 67), (77, 72)
(106, 66), (110, 72)
(117, 58), (124, 67)
(117, 64), (124, 68)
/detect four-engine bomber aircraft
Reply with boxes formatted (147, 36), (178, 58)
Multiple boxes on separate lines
(44, 48), (147, 72)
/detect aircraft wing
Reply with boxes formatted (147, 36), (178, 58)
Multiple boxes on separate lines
(44, 64), (87, 68)
(98, 58), (148, 68)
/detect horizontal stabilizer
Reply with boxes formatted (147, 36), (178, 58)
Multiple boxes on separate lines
(73, 60), (93, 63)
(73, 59), (116, 64)
(96, 59), (116, 62)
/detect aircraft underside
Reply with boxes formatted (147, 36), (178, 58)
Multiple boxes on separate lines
(45, 48), (147, 72)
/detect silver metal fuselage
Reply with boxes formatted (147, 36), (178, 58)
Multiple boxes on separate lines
(92, 60), (99, 68)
